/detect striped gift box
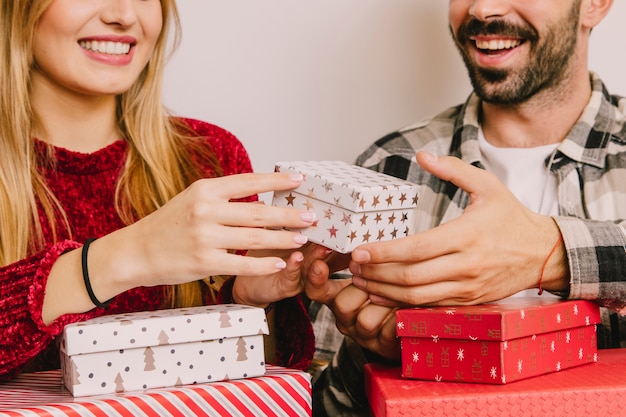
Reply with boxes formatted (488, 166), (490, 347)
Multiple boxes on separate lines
(0, 366), (311, 416)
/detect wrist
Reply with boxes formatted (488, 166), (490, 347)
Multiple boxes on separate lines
(538, 222), (570, 294)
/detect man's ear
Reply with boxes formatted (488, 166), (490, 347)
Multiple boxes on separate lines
(581, 0), (613, 30)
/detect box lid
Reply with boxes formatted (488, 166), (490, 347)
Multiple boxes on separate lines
(395, 298), (600, 341)
(61, 304), (269, 356)
(274, 160), (419, 212)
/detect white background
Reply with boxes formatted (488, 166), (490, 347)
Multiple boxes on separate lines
(164, 1), (626, 175)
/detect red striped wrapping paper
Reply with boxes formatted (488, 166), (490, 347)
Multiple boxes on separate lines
(0, 366), (311, 417)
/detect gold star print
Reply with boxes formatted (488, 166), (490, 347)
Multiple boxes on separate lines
(374, 213), (382, 224)
(388, 213), (396, 224)
(399, 193), (407, 204)
(359, 197), (366, 209)
(386, 195), (394, 206)
(349, 230), (357, 242)
(377, 230), (385, 241)
(412, 194), (419, 205)
(342, 213), (351, 225)
(404, 226), (410, 236)
(285, 193), (296, 206)
(323, 181), (333, 193)
(350, 190), (360, 202)
(324, 208), (335, 220)
(401, 213), (408, 223)
(304, 199), (314, 210)
(360, 214), (369, 226)
(328, 225), (338, 238)
(391, 228), (398, 238)
(372, 195), (380, 208)
(307, 188), (316, 198)
(362, 231), (371, 243)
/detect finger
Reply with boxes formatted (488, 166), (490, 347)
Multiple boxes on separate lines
(416, 151), (500, 198)
(368, 294), (406, 308)
(358, 276), (497, 307)
(207, 252), (293, 278)
(353, 303), (396, 340)
(304, 259), (351, 305)
(206, 225), (310, 250)
(273, 251), (306, 298)
(351, 221), (460, 266)
(204, 172), (305, 201)
(195, 201), (316, 229)
(350, 251), (469, 286)
(333, 285), (370, 326)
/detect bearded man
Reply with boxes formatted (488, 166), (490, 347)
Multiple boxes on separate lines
(307, 1), (625, 415)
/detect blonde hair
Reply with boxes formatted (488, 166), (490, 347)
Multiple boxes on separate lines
(0, 0), (221, 308)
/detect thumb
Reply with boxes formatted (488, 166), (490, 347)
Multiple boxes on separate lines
(416, 151), (499, 200)
(305, 259), (351, 306)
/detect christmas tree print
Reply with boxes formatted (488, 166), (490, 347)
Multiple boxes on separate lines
(157, 330), (169, 345)
(219, 311), (232, 328)
(71, 360), (80, 385)
(236, 337), (248, 361)
(114, 373), (124, 393)
(144, 347), (156, 371)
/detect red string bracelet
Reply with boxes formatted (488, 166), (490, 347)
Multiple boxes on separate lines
(538, 235), (563, 295)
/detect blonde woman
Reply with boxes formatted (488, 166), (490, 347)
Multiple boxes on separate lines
(0, 0), (323, 379)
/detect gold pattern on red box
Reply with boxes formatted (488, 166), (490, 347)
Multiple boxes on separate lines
(396, 298), (601, 384)
(272, 160), (420, 253)
(60, 304), (269, 397)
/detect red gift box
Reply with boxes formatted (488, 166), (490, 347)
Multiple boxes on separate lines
(0, 366), (311, 417)
(396, 298), (600, 384)
(365, 349), (626, 417)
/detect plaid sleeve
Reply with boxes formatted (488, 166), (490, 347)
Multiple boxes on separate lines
(554, 216), (626, 315)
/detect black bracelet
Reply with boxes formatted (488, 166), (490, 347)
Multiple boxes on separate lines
(82, 238), (112, 308)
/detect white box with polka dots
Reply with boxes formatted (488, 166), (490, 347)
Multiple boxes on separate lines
(272, 160), (420, 253)
(60, 304), (269, 397)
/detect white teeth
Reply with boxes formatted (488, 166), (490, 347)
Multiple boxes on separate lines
(79, 40), (131, 55)
(475, 39), (521, 51)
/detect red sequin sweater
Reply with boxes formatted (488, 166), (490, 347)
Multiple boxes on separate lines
(0, 118), (314, 380)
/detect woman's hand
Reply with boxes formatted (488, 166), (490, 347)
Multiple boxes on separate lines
(89, 172), (319, 298)
(234, 243), (351, 307)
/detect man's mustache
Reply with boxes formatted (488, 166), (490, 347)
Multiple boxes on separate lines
(456, 19), (538, 44)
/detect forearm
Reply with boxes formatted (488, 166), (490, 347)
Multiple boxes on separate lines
(0, 241), (82, 379)
(42, 231), (137, 324)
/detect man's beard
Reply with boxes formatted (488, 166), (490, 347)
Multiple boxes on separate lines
(452, 3), (581, 105)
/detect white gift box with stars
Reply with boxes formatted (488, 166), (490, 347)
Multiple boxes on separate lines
(272, 160), (420, 253)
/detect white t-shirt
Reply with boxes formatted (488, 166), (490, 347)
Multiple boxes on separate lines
(477, 127), (560, 298)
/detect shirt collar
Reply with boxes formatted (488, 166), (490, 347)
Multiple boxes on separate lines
(451, 72), (625, 170)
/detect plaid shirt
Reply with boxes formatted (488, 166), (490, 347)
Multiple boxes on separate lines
(311, 73), (626, 416)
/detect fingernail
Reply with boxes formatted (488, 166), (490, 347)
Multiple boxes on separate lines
(288, 172), (304, 182)
(352, 249), (370, 263)
(276, 260), (287, 269)
(293, 234), (308, 245)
(300, 211), (317, 222)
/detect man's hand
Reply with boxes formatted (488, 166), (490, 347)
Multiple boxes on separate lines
(349, 151), (568, 307)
